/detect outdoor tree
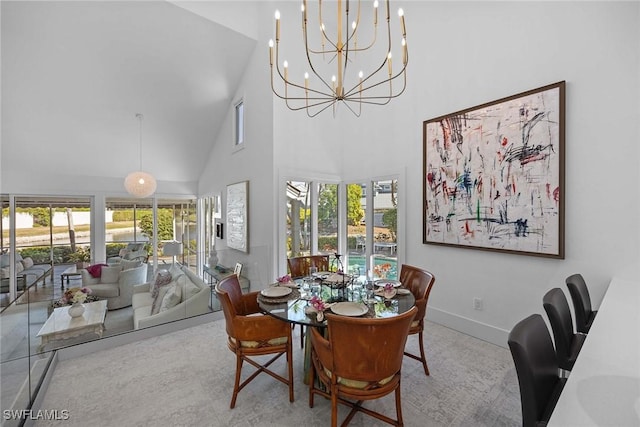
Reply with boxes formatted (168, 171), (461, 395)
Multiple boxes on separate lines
(318, 184), (364, 228)
(139, 209), (174, 241)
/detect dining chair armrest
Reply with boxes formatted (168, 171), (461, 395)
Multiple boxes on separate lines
(233, 313), (291, 342)
(310, 326), (333, 370)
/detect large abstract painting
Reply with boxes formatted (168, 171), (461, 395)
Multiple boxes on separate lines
(423, 81), (565, 258)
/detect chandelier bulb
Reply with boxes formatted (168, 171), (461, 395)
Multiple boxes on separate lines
(275, 10), (280, 20)
(374, 0), (379, 8)
(398, 8), (404, 17)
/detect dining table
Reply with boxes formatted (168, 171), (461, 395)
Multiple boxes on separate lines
(257, 275), (416, 384)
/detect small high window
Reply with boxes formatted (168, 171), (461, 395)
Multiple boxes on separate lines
(234, 100), (244, 146)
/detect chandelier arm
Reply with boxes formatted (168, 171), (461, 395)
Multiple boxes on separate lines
(302, 17), (335, 93)
(317, 0), (338, 52)
(344, 70), (407, 104)
(343, 56), (407, 98)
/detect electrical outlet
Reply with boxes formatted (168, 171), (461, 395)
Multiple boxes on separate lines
(473, 297), (483, 311)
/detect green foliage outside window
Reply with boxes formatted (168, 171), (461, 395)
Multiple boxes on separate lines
(138, 209), (174, 241)
(318, 184), (364, 228)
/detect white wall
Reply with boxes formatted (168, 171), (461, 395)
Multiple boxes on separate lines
(198, 2), (275, 287)
(269, 1), (640, 345)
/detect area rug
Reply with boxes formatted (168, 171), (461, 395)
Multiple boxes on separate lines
(35, 319), (521, 426)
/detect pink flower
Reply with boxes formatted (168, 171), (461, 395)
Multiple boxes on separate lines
(277, 274), (292, 283)
(310, 296), (327, 311)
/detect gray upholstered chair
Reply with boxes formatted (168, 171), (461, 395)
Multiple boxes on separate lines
(543, 288), (586, 372)
(508, 314), (566, 427)
(566, 273), (597, 334)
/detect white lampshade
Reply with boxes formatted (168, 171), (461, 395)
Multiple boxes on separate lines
(124, 171), (157, 198)
(162, 241), (182, 257)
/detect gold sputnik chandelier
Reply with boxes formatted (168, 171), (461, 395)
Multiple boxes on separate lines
(269, 0), (408, 117)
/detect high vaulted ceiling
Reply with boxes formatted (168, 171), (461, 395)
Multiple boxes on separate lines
(2, 1), (257, 188)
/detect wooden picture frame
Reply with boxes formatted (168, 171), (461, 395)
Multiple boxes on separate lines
(423, 81), (565, 258)
(226, 181), (249, 253)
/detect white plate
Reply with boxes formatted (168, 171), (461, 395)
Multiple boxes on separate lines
(312, 271), (332, 278)
(374, 280), (402, 288)
(261, 287), (292, 298)
(330, 302), (369, 317)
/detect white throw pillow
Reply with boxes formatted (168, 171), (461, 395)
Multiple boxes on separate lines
(16, 262), (24, 273)
(101, 266), (121, 284)
(180, 276), (201, 302)
(151, 281), (174, 315)
(21, 257), (34, 269)
(159, 283), (182, 312)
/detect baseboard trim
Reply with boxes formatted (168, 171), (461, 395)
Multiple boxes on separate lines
(427, 307), (509, 348)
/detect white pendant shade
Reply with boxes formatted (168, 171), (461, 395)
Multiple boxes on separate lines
(124, 171), (157, 198)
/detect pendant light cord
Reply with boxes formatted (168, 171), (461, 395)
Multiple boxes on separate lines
(136, 113), (143, 170)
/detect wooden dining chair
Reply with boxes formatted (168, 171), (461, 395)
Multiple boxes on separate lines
(309, 306), (417, 427)
(215, 274), (294, 408)
(287, 255), (330, 349)
(399, 264), (436, 376)
(287, 255), (330, 278)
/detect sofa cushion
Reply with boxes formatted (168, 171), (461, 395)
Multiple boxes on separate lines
(151, 282), (174, 315)
(160, 283), (182, 312)
(169, 263), (185, 279)
(0, 267), (9, 279)
(101, 266), (121, 284)
(21, 257), (34, 269)
(0, 254), (9, 268)
(87, 284), (119, 298)
(132, 292), (153, 309)
(120, 259), (142, 271)
(133, 304), (152, 329)
(179, 275), (201, 302)
(151, 270), (172, 299)
(16, 262), (24, 274)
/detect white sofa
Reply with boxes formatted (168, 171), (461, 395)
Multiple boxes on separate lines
(131, 263), (210, 330)
(81, 261), (147, 310)
(1, 253), (52, 293)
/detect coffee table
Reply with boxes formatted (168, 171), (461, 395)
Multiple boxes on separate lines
(60, 263), (88, 289)
(37, 300), (108, 352)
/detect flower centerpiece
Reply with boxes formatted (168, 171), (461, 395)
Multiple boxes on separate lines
(307, 296), (332, 321)
(373, 263), (392, 279)
(51, 287), (98, 309)
(277, 274), (293, 284)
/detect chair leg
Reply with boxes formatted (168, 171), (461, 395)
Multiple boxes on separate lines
(300, 325), (305, 349)
(287, 341), (294, 403)
(230, 353), (243, 409)
(395, 382), (404, 426)
(331, 385), (339, 427)
(418, 330), (430, 376)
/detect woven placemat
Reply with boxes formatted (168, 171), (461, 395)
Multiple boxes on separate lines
(257, 288), (301, 304)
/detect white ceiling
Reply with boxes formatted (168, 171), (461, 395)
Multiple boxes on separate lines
(2, 1), (257, 186)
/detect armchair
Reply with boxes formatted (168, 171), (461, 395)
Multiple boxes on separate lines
(82, 263), (147, 310)
(107, 243), (147, 265)
(215, 274), (294, 409)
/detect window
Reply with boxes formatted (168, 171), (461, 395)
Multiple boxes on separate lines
(234, 99), (244, 147)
